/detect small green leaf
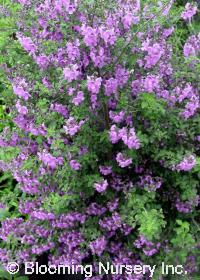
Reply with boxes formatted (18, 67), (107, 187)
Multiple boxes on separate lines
(15, 276), (29, 280)
(0, 268), (12, 280)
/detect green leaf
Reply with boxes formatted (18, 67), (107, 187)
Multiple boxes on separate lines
(0, 268), (12, 280)
(138, 93), (166, 120)
(0, 208), (10, 221)
(15, 276), (29, 280)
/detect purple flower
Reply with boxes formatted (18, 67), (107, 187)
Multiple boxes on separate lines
(63, 117), (85, 136)
(81, 26), (98, 47)
(115, 66), (129, 88)
(99, 27), (117, 45)
(181, 2), (198, 21)
(17, 34), (37, 54)
(12, 78), (30, 101)
(66, 40), (80, 61)
(138, 174), (162, 192)
(63, 64), (80, 82)
(94, 179), (108, 193)
(119, 127), (141, 150)
(131, 79), (142, 96)
(184, 255), (198, 274)
(196, 135), (200, 142)
(42, 78), (52, 89)
(143, 75), (160, 93)
(122, 223), (133, 236)
(161, 0), (174, 16)
(0, 248), (10, 265)
(104, 78), (118, 96)
(52, 212), (86, 229)
(87, 76), (102, 94)
(15, 101), (28, 115)
(107, 198), (119, 212)
(181, 95), (199, 119)
(19, 200), (41, 215)
(183, 34), (200, 57)
(17, 0), (30, 5)
(0, 203), (6, 209)
(79, 146), (88, 155)
(58, 231), (84, 254)
(142, 41), (164, 68)
(162, 27), (175, 38)
(99, 212), (122, 232)
(2, 0), (200, 269)
(99, 165), (112, 175)
(109, 126), (140, 149)
(86, 203), (106, 216)
(89, 236), (107, 256)
(122, 12), (140, 29)
(109, 111), (125, 124)
(35, 54), (50, 70)
(72, 91), (85, 106)
(0, 218), (24, 241)
(50, 103), (68, 117)
(87, 76), (102, 108)
(134, 235), (160, 256)
(176, 155), (196, 171)
(109, 125), (121, 144)
(69, 160), (81, 170)
(38, 150), (64, 169)
(32, 242), (55, 255)
(90, 47), (110, 68)
(116, 153), (132, 168)
(175, 196), (199, 213)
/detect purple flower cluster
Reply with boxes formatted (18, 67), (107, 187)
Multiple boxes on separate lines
(138, 175), (162, 192)
(30, 210), (55, 221)
(109, 125), (140, 149)
(12, 77), (30, 100)
(134, 235), (161, 257)
(94, 180), (108, 193)
(181, 2), (198, 21)
(63, 64), (80, 82)
(17, 34), (37, 55)
(141, 41), (164, 68)
(87, 76), (102, 108)
(38, 150), (64, 169)
(183, 33), (200, 58)
(0, 218), (23, 241)
(175, 196), (199, 213)
(63, 117), (85, 136)
(69, 159), (81, 170)
(50, 103), (68, 117)
(116, 153), (132, 168)
(89, 236), (107, 256)
(99, 212), (122, 233)
(176, 155), (196, 171)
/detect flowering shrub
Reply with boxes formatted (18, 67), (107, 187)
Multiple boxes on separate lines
(0, 0), (200, 279)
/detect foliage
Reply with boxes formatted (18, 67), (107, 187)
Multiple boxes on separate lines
(0, 0), (199, 279)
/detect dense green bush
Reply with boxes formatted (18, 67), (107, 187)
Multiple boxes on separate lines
(0, 0), (200, 279)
